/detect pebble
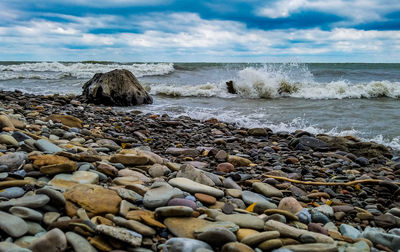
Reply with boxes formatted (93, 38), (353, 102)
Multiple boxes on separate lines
(196, 227), (237, 247)
(0, 210), (28, 238)
(0, 186), (25, 198)
(143, 182), (183, 209)
(278, 197), (303, 214)
(28, 228), (67, 252)
(9, 206), (43, 222)
(169, 177), (224, 198)
(96, 224), (142, 247)
(252, 182), (283, 198)
(0, 194), (50, 209)
(339, 224), (361, 240)
(163, 237), (212, 252)
(66, 232), (97, 252)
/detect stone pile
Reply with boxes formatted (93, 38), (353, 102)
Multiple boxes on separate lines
(0, 90), (399, 252)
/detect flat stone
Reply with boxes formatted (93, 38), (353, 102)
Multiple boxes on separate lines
(9, 206), (43, 222)
(143, 182), (183, 209)
(26, 221), (46, 235)
(169, 177), (224, 198)
(265, 220), (334, 243)
(0, 186), (25, 198)
(40, 162), (77, 175)
(168, 198), (198, 210)
(225, 189), (242, 198)
(43, 212), (61, 226)
(0, 134), (19, 147)
(242, 190), (271, 205)
(66, 231), (97, 252)
(96, 224), (142, 247)
(0, 242), (31, 252)
(71, 171), (99, 184)
(264, 209), (298, 221)
(339, 224), (361, 240)
(241, 231), (280, 246)
(0, 210), (28, 237)
(195, 193), (217, 205)
(46, 114), (82, 128)
(363, 227), (400, 251)
(64, 184), (122, 216)
(34, 139), (63, 154)
(282, 243), (338, 252)
(155, 206), (193, 218)
(196, 227), (237, 247)
(215, 213), (265, 230)
(110, 154), (149, 166)
(28, 228), (67, 252)
(36, 187), (66, 206)
(252, 182), (283, 198)
(315, 205), (334, 217)
(221, 242), (255, 252)
(163, 237), (212, 252)
(227, 155), (252, 167)
(258, 239), (283, 251)
(0, 194), (50, 209)
(166, 148), (200, 157)
(112, 216), (156, 236)
(0, 152), (27, 170)
(177, 164), (215, 186)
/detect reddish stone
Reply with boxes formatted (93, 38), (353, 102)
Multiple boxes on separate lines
(217, 162), (235, 173)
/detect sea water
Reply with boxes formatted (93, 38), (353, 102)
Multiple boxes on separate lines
(0, 61), (399, 150)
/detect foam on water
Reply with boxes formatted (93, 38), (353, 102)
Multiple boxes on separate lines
(0, 62), (175, 80)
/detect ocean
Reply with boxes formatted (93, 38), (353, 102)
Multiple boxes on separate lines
(0, 61), (399, 150)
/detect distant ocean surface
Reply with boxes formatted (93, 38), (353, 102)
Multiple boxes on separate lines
(1, 61), (399, 150)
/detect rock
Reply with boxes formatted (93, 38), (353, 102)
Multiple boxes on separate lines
(166, 148), (200, 157)
(168, 198), (198, 210)
(0, 134), (18, 147)
(264, 209), (298, 221)
(363, 227), (400, 251)
(227, 155), (252, 167)
(71, 171), (99, 184)
(241, 231), (280, 246)
(252, 182), (283, 198)
(215, 213), (265, 230)
(163, 237), (212, 252)
(169, 177), (224, 198)
(0, 242), (31, 252)
(96, 224), (142, 247)
(0, 152), (27, 170)
(148, 164), (170, 177)
(43, 212), (61, 226)
(28, 228), (67, 252)
(221, 242), (255, 252)
(196, 227), (237, 247)
(66, 232), (97, 252)
(241, 190), (271, 205)
(112, 216), (156, 236)
(0, 115), (14, 129)
(40, 162), (78, 175)
(155, 206), (193, 218)
(143, 182), (183, 209)
(46, 114), (83, 128)
(339, 224), (361, 240)
(253, 201), (279, 214)
(248, 128), (268, 136)
(34, 139), (63, 154)
(0, 195), (50, 209)
(265, 220), (334, 243)
(375, 213), (397, 229)
(314, 205), (334, 217)
(110, 154), (149, 166)
(195, 193), (217, 205)
(0, 210), (28, 238)
(278, 197), (303, 214)
(9, 206), (43, 222)
(297, 137), (329, 151)
(82, 69), (153, 106)
(64, 184), (122, 216)
(0, 187), (25, 198)
(217, 162), (235, 173)
(258, 239), (283, 251)
(282, 243), (338, 252)
(177, 164), (215, 186)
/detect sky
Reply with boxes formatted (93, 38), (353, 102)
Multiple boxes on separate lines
(0, 0), (400, 62)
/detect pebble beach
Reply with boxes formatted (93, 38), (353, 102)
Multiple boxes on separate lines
(1, 89), (400, 252)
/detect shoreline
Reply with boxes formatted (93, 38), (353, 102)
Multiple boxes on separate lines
(1, 89), (400, 251)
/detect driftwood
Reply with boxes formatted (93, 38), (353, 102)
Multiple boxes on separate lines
(263, 174), (400, 186)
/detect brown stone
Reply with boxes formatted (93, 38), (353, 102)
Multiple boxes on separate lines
(46, 114), (83, 128)
(0, 115), (14, 130)
(221, 242), (255, 252)
(195, 193), (217, 205)
(285, 157), (299, 164)
(126, 210), (154, 221)
(307, 192), (330, 199)
(88, 236), (113, 251)
(64, 184), (122, 217)
(30, 155), (73, 169)
(40, 162), (78, 175)
(278, 197), (303, 214)
(227, 155), (252, 167)
(141, 215), (166, 229)
(110, 154), (149, 166)
(237, 229), (260, 241)
(217, 162), (235, 173)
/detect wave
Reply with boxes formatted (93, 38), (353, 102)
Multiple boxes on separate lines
(0, 62), (174, 80)
(149, 64), (400, 99)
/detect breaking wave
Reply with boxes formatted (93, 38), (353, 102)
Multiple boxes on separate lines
(0, 62), (175, 80)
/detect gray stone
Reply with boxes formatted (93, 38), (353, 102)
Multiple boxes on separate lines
(0, 152), (27, 170)
(196, 227), (237, 247)
(176, 164), (214, 186)
(36, 187), (65, 207)
(252, 182), (283, 198)
(223, 177), (241, 190)
(112, 216), (156, 236)
(166, 148), (200, 157)
(9, 207), (43, 222)
(28, 228), (67, 252)
(0, 210), (28, 238)
(241, 231), (280, 246)
(363, 227), (400, 251)
(253, 201), (278, 214)
(314, 205), (334, 217)
(282, 243), (337, 252)
(0, 187), (25, 199)
(96, 224), (142, 247)
(163, 237), (212, 252)
(339, 224), (361, 240)
(242, 190), (270, 205)
(0, 242), (31, 252)
(66, 232), (97, 252)
(215, 213), (265, 230)
(34, 139), (63, 154)
(169, 177), (224, 198)
(143, 182), (183, 209)
(148, 164), (170, 177)
(26, 221), (46, 235)
(0, 195), (50, 209)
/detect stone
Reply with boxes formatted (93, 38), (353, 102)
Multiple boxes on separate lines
(253, 201), (278, 214)
(143, 182), (183, 209)
(282, 243), (338, 252)
(176, 164), (215, 186)
(339, 224), (361, 240)
(0, 194), (50, 209)
(43, 212), (61, 226)
(0, 115), (14, 129)
(0, 152), (27, 170)
(0, 242), (31, 252)
(71, 171), (99, 184)
(0, 186), (25, 198)
(314, 205), (334, 217)
(64, 184), (122, 216)
(363, 227), (400, 251)
(40, 162), (78, 175)
(237, 229), (260, 241)
(0, 210), (28, 237)
(30, 154), (71, 169)
(46, 114), (83, 128)
(96, 224), (142, 247)
(242, 190), (271, 205)
(148, 164), (170, 177)
(252, 182), (283, 198)
(258, 239), (283, 251)
(36, 187), (66, 206)
(221, 242), (255, 252)
(26, 221), (46, 235)
(28, 228), (67, 252)
(168, 198), (198, 210)
(155, 206), (193, 218)
(278, 197), (303, 215)
(195, 193), (217, 205)
(297, 137), (329, 151)
(34, 139), (63, 154)
(163, 238), (212, 252)
(215, 213), (265, 230)
(225, 189), (242, 198)
(166, 148), (200, 157)
(196, 227), (237, 247)
(248, 128), (268, 136)
(112, 216), (156, 236)
(264, 209), (298, 221)
(110, 154), (149, 166)
(217, 163), (235, 173)
(82, 69), (153, 106)
(9, 207), (43, 222)
(227, 155), (252, 167)
(169, 177), (224, 198)
(0, 134), (18, 147)
(66, 232), (97, 252)
(264, 220), (334, 243)
(296, 209), (311, 224)
(241, 231), (280, 246)
(311, 211), (331, 224)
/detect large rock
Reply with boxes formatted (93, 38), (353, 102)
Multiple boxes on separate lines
(82, 69), (153, 106)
